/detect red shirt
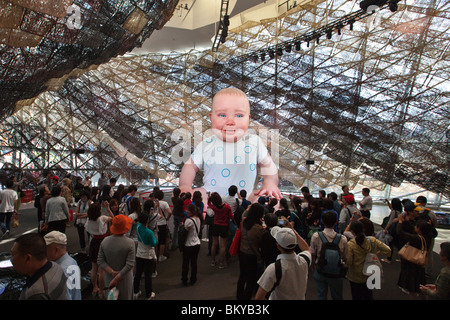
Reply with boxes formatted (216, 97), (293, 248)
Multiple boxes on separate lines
(208, 202), (233, 226)
(184, 199), (192, 212)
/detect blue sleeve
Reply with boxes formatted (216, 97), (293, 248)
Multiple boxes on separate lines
(137, 224), (157, 246)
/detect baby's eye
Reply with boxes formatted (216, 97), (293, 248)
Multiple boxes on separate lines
(236, 114), (244, 118)
(218, 114), (226, 118)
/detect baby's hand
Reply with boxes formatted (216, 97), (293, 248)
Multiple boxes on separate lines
(255, 182), (282, 200)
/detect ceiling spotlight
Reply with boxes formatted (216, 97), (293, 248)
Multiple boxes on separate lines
(251, 54), (258, 63)
(295, 41), (301, 50)
(389, 0), (399, 12)
(316, 37), (320, 44)
(285, 44), (292, 53)
(268, 49), (275, 59)
(337, 28), (341, 35)
(276, 47), (283, 56)
(349, 19), (355, 30)
(260, 52), (266, 61)
(326, 30), (332, 39)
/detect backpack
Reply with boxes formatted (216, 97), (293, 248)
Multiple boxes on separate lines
(266, 259), (282, 299)
(362, 237), (383, 276)
(417, 209), (438, 238)
(178, 217), (198, 252)
(119, 195), (132, 215)
(316, 232), (347, 278)
(267, 253), (310, 299)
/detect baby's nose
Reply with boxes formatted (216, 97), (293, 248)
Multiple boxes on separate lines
(226, 117), (235, 125)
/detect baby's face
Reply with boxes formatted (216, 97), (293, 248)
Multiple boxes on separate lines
(209, 94), (250, 142)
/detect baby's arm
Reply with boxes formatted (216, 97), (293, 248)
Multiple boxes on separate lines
(179, 157), (199, 195)
(255, 154), (282, 200)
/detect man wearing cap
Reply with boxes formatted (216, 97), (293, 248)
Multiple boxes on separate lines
(255, 219), (311, 300)
(11, 233), (68, 300)
(44, 231), (82, 300)
(338, 194), (360, 234)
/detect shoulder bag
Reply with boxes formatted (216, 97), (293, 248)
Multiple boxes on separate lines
(398, 234), (427, 266)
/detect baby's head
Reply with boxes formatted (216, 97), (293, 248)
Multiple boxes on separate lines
(210, 88), (250, 142)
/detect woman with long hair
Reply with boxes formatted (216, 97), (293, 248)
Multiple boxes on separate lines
(347, 220), (391, 300)
(236, 203), (265, 300)
(382, 198), (403, 263)
(397, 209), (434, 299)
(84, 202), (112, 297)
(208, 192), (233, 268)
(181, 204), (201, 285)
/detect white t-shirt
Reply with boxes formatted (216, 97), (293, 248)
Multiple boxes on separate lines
(184, 217), (201, 247)
(360, 196), (373, 211)
(156, 200), (170, 226)
(0, 189), (18, 212)
(191, 133), (268, 197)
(222, 195), (242, 213)
(85, 215), (110, 236)
(257, 251), (312, 300)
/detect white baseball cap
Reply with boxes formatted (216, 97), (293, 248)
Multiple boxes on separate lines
(44, 231), (67, 246)
(270, 226), (297, 250)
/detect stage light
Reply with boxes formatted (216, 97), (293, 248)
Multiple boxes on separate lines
(295, 41), (301, 50)
(389, 0), (400, 12)
(337, 28), (341, 35)
(268, 49), (275, 59)
(260, 52), (266, 61)
(326, 30), (332, 39)
(285, 44), (292, 53)
(276, 47), (283, 56)
(349, 19), (355, 30)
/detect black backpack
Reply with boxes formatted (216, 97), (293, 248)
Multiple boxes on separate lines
(316, 232), (347, 278)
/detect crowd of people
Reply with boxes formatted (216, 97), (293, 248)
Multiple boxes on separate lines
(1, 173), (449, 301)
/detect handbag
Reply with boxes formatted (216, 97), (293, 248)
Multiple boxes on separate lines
(12, 214), (19, 228)
(205, 207), (215, 225)
(106, 287), (119, 300)
(228, 227), (241, 256)
(398, 235), (427, 266)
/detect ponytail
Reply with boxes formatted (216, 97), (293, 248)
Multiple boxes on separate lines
(349, 220), (365, 247)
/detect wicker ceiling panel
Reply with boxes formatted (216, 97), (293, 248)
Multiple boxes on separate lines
(0, 0), (178, 118)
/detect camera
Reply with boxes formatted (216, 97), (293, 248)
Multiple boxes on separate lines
(277, 219), (286, 226)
